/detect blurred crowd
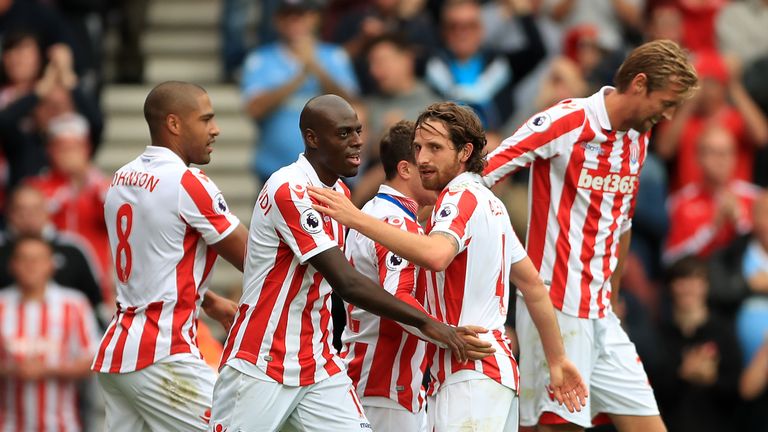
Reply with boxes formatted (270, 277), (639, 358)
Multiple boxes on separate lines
(0, 0), (768, 431)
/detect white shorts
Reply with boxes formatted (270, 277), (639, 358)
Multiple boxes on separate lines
(427, 371), (518, 432)
(515, 299), (659, 428)
(210, 364), (372, 431)
(362, 397), (426, 432)
(97, 355), (215, 432)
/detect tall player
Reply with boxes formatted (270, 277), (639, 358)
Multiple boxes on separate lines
(482, 39), (698, 432)
(92, 81), (248, 432)
(309, 102), (587, 431)
(342, 120), (439, 431)
(210, 95), (493, 431)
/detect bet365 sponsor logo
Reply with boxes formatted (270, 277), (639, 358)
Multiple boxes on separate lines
(577, 168), (637, 194)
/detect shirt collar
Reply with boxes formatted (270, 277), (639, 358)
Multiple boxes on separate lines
(142, 145), (187, 166)
(588, 86), (615, 131)
(377, 184), (419, 217)
(445, 171), (482, 189)
(295, 153), (337, 188)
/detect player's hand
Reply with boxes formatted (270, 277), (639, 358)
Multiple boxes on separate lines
(308, 187), (364, 230)
(202, 292), (238, 330)
(458, 325), (496, 360)
(548, 357), (588, 413)
(420, 319), (474, 363)
(17, 361), (49, 381)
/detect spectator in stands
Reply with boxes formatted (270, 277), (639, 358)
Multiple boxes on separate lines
(425, 0), (545, 132)
(0, 185), (103, 313)
(0, 234), (100, 432)
(541, 0), (645, 51)
(655, 50), (768, 191)
(0, 31), (103, 190)
(664, 124), (762, 264)
(716, 0), (768, 67)
(653, 256), (742, 432)
(26, 113), (111, 307)
(331, 0), (438, 94)
(241, 0), (358, 186)
(646, 4), (683, 44)
(674, 0), (726, 54)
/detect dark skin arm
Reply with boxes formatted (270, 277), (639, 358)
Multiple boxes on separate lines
(308, 247), (495, 363)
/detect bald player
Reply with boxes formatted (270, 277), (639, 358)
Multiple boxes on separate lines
(210, 94), (493, 431)
(92, 81), (248, 432)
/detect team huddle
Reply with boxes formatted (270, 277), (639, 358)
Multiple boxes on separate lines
(93, 39), (698, 432)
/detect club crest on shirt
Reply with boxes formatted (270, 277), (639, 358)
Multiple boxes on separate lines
(387, 216), (403, 226)
(435, 203), (458, 221)
(300, 209), (323, 234)
(630, 141), (639, 165)
(213, 192), (229, 215)
(385, 251), (408, 271)
(526, 112), (552, 133)
(290, 183), (306, 199)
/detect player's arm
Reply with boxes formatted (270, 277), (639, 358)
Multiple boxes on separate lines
(202, 290), (238, 330)
(610, 230), (632, 311)
(511, 255), (588, 413)
(309, 247), (493, 362)
(210, 223), (248, 272)
(309, 187), (458, 271)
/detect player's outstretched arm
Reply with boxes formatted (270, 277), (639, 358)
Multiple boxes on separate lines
(510, 256), (588, 412)
(308, 247), (494, 363)
(211, 224), (249, 272)
(308, 187), (457, 271)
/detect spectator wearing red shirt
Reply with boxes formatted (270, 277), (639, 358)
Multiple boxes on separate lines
(655, 50), (768, 191)
(664, 124), (762, 264)
(26, 112), (111, 303)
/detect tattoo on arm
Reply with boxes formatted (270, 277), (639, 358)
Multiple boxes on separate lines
(429, 231), (460, 254)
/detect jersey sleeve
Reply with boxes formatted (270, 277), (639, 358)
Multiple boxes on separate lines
(178, 169), (240, 245)
(428, 189), (479, 253)
(270, 181), (338, 264)
(482, 101), (587, 187)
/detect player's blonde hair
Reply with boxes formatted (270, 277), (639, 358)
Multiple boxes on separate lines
(614, 39), (698, 96)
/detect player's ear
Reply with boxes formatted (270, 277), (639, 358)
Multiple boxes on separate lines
(304, 128), (319, 150)
(632, 73), (648, 95)
(459, 143), (473, 163)
(397, 160), (411, 179)
(166, 114), (182, 136)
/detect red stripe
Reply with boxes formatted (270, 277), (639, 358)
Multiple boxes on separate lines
(16, 302), (24, 430)
(446, 192), (477, 241)
(58, 302), (70, 432)
(265, 263), (308, 382)
(429, 272), (443, 321)
(366, 319), (399, 396)
(346, 343), (368, 388)
(496, 233), (506, 309)
(443, 250), (468, 325)
(201, 247), (218, 284)
(349, 389), (364, 417)
(93, 316), (118, 371)
(136, 301), (164, 369)
(274, 183), (319, 255)
(484, 109), (586, 177)
(38, 301), (48, 432)
(319, 293), (341, 377)
(180, 170), (231, 234)
(577, 131), (616, 318)
(527, 159), (551, 270)
(493, 329), (519, 389)
(171, 227), (199, 355)
(235, 240), (293, 364)
(219, 304), (249, 369)
(375, 243), (388, 286)
(298, 272), (323, 385)
(550, 124), (595, 309)
(74, 302), (89, 349)
(396, 335), (419, 410)
(109, 307), (137, 373)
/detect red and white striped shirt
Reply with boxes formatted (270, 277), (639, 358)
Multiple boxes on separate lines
(220, 154), (350, 386)
(0, 284), (99, 432)
(92, 146), (239, 373)
(483, 87), (649, 319)
(341, 185), (430, 413)
(425, 172), (526, 392)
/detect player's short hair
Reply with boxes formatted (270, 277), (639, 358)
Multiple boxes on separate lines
(665, 255), (708, 284)
(143, 81), (206, 138)
(11, 233), (52, 258)
(381, 120), (416, 180)
(414, 102), (487, 174)
(613, 39), (698, 96)
(364, 33), (413, 59)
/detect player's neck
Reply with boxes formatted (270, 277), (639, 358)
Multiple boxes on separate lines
(603, 88), (632, 132)
(19, 284), (46, 302)
(152, 141), (189, 166)
(385, 179), (412, 200)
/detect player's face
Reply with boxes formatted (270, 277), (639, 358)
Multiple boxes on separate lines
(630, 79), (686, 132)
(182, 92), (220, 166)
(414, 120), (463, 191)
(313, 108), (364, 181)
(406, 160), (438, 207)
(10, 240), (54, 291)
